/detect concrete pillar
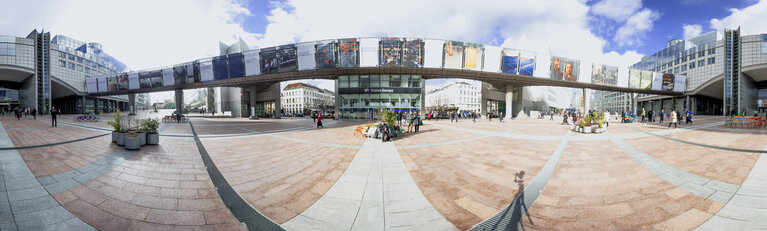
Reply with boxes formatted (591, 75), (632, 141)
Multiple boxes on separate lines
(505, 84), (513, 119)
(94, 99), (99, 114)
(128, 94), (136, 115)
(81, 96), (86, 114)
(335, 79), (341, 119)
(175, 89), (183, 115)
(274, 91), (281, 119)
(249, 85), (258, 119)
(631, 93), (638, 116)
(583, 88), (591, 113)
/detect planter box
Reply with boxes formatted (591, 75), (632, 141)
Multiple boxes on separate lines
(116, 132), (126, 146)
(146, 133), (159, 145)
(138, 132), (146, 146)
(112, 131), (118, 143)
(124, 135), (140, 150)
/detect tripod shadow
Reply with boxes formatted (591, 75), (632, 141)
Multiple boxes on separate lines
(484, 170), (534, 231)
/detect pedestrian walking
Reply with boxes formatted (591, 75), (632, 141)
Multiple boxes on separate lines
(31, 108), (37, 119)
(51, 106), (58, 127)
(667, 110), (677, 128)
(472, 112), (476, 123)
(397, 112), (402, 127)
(406, 112), (414, 132)
(316, 112), (323, 128)
(604, 109), (611, 128)
(414, 112), (421, 132)
(561, 112), (569, 125)
(14, 107), (20, 120)
(685, 109), (693, 124)
(641, 108), (646, 123)
(658, 109), (665, 124)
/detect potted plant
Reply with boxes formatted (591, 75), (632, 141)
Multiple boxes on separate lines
(133, 119), (146, 146)
(106, 109), (125, 145)
(124, 132), (141, 150)
(142, 118), (160, 145)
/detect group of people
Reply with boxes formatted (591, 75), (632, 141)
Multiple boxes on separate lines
(619, 108), (694, 128)
(379, 112), (422, 142)
(0, 106), (57, 127)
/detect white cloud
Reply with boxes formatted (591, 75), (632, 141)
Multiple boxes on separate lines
(710, 0), (767, 35)
(591, 0), (642, 21)
(613, 8), (660, 47)
(683, 24), (703, 39)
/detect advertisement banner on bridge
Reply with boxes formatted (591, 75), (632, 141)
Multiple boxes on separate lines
(501, 49), (519, 75)
(243, 50), (260, 76)
(278, 45), (298, 72)
(173, 65), (187, 85)
(591, 63), (618, 85)
(674, 75), (686, 92)
(139, 72), (151, 88)
(150, 70), (163, 87)
(640, 70), (652, 90)
(628, 69), (641, 88)
(663, 73), (675, 91)
(297, 42), (316, 71)
(228, 53), (245, 78)
(200, 60), (214, 82)
(86, 78), (97, 93)
(380, 38), (402, 67)
(128, 72), (139, 90)
(97, 77), (107, 93)
(423, 39), (443, 68)
(117, 74), (129, 91)
(482, 45), (501, 72)
(107, 76), (118, 91)
(443, 40), (464, 69)
(338, 38), (358, 68)
(315, 40), (336, 69)
(260, 48), (279, 74)
(212, 55), (229, 80)
(163, 68), (175, 86)
(651, 72), (663, 91)
(550, 56), (579, 82)
(402, 38), (423, 68)
(464, 43), (483, 71)
(359, 38), (379, 67)
(518, 54), (535, 77)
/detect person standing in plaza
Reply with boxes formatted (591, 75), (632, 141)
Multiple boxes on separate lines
(667, 110), (677, 128)
(686, 109), (693, 124)
(406, 112), (414, 132)
(561, 112), (569, 125)
(31, 108), (36, 119)
(658, 109), (665, 124)
(604, 109), (611, 128)
(414, 112), (421, 132)
(396, 112), (402, 127)
(316, 112), (323, 128)
(640, 108), (646, 123)
(50, 106), (58, 127)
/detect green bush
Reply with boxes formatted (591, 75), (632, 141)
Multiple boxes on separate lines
(141, 118), (160, 134)
(382, 110), (396, 127)
(106, 109), (123, 132)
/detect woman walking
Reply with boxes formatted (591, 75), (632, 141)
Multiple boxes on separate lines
(667, 110), (677, 128)
(316, 112), (323, 128)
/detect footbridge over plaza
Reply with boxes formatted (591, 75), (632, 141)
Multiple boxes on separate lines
(84, 37), (687, 117)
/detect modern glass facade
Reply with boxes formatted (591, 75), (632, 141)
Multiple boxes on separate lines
(337, 75), (423, 119)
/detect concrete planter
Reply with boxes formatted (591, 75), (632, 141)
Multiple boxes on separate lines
(112, 131), (118, 143)
(146, 133), (159, 145)
(124, 134), (140, 150)
(137, 132), (146, 146)
(116, 132), (126, 146)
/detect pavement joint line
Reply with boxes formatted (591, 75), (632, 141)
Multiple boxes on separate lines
(188, 119), (284, 231)
(36, 149), (139, 194)
(633, 124), (767, 153)
(695, 144), (767, 230)
(0, 121), (95, 230)
(470, 130), (572, 231)
(0, 133), (109, 151)
(267, 134), (361, 149)
(396, 135), (491, 149)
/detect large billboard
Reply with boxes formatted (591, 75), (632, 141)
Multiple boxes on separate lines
(150, 70), (163, 87)
(443, 41), (464, 69)
(402, 38), (423, 68)
(173, 65), (187, 85)
(162, 68), (174, 86)
(107, 76), (118, 91)
(128, 72), (139, 90)
(117, 74), (129, 91)
(228, 53), (245, 78)
(628, 69), (641, 88)
(278, 45), (298, 72)
(501, 49), (519, 74)
(200, 59), (214, 82)
(423, 39), (444, 68)
(243, 50), (260, 76)
(380, 38), (402, 67)
(297, 42), (316, 70)
(651, 72), (663, 91)
(97, 77), (107, 92)
(188, 62), (200, 83)
(338, 38), (358, 68)
(640, 70), (652, 89)
(482, 46), (501, 72)
(663, 73), (675, 91)
(86, 78), (98, 93)
(674, 75), (686, 92)
(550, 56), (579, 81)
(464, 43), (483, 71)
(591, 63), (618, 85)
(316, 40), (336, 69)
(260, 47), (279, 74)
(359, 38), (379, 67)
(518, 55), (535, 77)
(139, 72), (152, 88)
(212, 55), (229, 80)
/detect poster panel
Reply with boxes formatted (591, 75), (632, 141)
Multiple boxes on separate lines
(128, 72), (139, 90)
(443, 41), (464, 69)
(173, 65), (187, 85)
(617, 67), (629, 87)
(117, 74), (129, 91)
(651, 72), (663, 91)
(380, 38), (402, 67)
(278, 44), (298, 72)
(297, 42), (316, 70)
(534, 54), (551, 78)
(423, 39), (444, 68)
(243, 50), (261, 76)
(338, 38), (358, 68)
(359, 38), (379, 67)
(640, 70), (652, 89)
(662, 73), (675, 91)
(518, 54), (535, 77)
(578, 61), (591, 83)
(316, 40), (336, 69)
(482, 45), (501, 72)
(550, 56), (579, 81)
(86, 78), (98, 93)
(402, 38), (423, 68)
(628, 69), (641, 88)
(228, 53), (245, 78)
(463, 43), (483, 70)
(107, 76), (118, 91)
(150, 70), (163, 87)
(212, 55), (229, 80)
(200, 59), (214, 82)
(138, 72), (151, 88)
(591, 63), (618, 85)
(97, 77), (107, 92)
(501, 49), (519, 74)
(673, 75), (686, 92)
(162, 68), (174, 86)
(260, 47), (279, 74)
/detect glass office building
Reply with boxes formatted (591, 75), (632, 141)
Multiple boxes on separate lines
(336, 75), (423, 119)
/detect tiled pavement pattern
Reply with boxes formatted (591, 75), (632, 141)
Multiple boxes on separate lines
(38, 150), (139, 194)
(0, 121), (95, 230)
(282, 139), (455, 231)
(697, 145), (767, 230)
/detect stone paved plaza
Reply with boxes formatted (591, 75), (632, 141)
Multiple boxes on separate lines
(1, 113), (766, 230)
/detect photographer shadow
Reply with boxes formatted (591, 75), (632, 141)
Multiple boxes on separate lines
(476, 170), (534, 231)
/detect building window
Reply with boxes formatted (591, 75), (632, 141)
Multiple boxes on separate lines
(77, 57), (83, 63)
(708, 48), (716, 55)
(708, 57), (716, 64)
(77, 65), (83, 71)
(59, 60), (66, 67)
(698, 60), (705, 67)
(681, 66), (687, 71)
(59, 51), (66, 58)
(682, 57), (687, 62)
(85, 67), (90, 74)
(68, 54), (75, 61)
(689, 63), (695, 69)
(69, 63), (75, 70)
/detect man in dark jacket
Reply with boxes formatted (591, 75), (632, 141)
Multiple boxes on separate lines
(50, 106), (58, 127)
(31, 108), (37, 119)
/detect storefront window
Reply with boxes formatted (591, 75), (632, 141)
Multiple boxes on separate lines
(337, 75), (423, 119)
